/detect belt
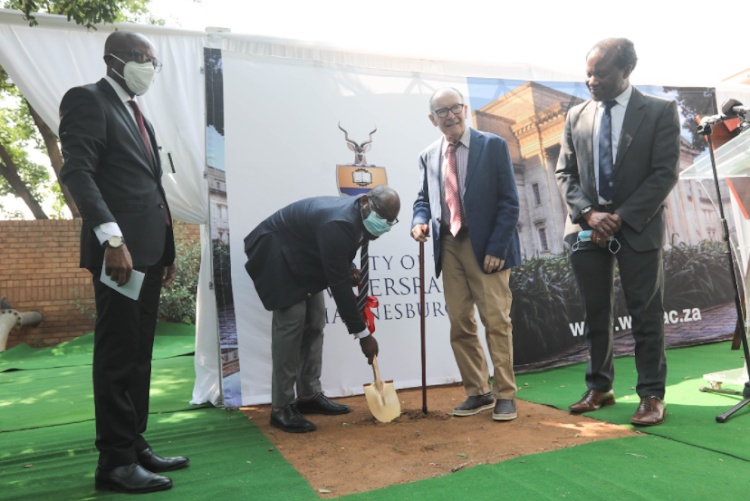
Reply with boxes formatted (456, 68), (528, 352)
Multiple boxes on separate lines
(441, 226), (469, 238)
(599, 203), (615, 213)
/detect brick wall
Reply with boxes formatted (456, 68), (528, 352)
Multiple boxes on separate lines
(0, 219), (200, 350)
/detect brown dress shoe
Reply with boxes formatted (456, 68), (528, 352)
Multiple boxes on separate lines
(568, 389), (616, 413)
(631, 396), (666, 426)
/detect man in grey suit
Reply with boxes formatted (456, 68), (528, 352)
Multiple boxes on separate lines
(244, 186), (400, 433)
(555, 38), (680, 426)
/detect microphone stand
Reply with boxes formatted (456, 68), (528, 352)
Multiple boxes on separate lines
(696, 119), (750, 422)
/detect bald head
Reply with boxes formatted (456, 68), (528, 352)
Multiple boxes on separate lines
(104, 31), (152, 55)
(369, 185), (400, 218)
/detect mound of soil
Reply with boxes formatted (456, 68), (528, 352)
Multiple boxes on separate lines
(241, 383), (636, 497)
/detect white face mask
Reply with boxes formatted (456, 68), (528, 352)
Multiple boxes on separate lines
(110, 54), (155, 96)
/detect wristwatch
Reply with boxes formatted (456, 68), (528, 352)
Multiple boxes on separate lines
(103, 235), (125, 249)
(580, 206), (593, 216)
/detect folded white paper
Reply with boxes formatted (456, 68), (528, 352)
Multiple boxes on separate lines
(100, 267), (145, 301)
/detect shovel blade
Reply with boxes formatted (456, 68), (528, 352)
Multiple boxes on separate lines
(363, 381), (401, 423)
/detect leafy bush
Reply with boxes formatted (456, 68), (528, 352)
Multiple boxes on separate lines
(158, 229), (201, 324)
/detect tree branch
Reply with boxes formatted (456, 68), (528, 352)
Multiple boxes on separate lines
(0, 141), (49, 219)
(25, 99), (81, 218)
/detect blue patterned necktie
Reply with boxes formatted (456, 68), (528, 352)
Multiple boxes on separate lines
(598, 100), (618, 201)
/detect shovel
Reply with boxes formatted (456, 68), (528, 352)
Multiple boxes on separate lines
(363, 356), (400, 423)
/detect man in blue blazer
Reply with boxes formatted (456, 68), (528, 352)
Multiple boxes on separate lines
(411, 87), (522, 421)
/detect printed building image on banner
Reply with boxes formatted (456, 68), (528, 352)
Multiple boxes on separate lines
(205, 48), (242, 406)
(467, 78), (737, 369)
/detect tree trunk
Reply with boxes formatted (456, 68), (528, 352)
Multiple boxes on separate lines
(0, 142), (49, 219)
(26, 100), (81, 218)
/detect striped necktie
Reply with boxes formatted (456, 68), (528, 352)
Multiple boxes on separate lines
(357, 239), (369, 314)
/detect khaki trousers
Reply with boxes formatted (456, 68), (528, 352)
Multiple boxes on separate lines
(441, 232), (516, 399)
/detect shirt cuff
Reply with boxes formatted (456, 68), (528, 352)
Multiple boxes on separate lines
(94, 222), (123, 246)
(352, 329), (370, 339)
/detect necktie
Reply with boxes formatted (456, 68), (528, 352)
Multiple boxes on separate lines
(598, 100), (617, 201)
(357, 240), (369, 314)
(128, 100), (170, 227)
(127, 100), (153, 158)
(445, 143), (464, 236)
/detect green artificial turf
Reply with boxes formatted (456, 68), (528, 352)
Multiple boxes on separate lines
(0, 323), (196, 372)
(0, 408), (317, 501)
(343, 435), (750, 501)
(0, 355), (202, 432)
(515, 341), (750, 460)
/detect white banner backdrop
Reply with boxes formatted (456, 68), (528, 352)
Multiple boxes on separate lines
(223, 52), (486, 405)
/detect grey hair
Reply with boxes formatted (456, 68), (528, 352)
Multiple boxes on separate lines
(587, 38), (638, 71)
(429, 87), (464, 113)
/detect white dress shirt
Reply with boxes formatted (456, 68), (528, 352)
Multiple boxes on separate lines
(592, 85), (633, 204)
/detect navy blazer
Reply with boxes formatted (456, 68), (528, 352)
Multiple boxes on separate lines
(412, 128), (521, 277)
(59, 79), (174, 268)
(244, 196), (367, 334)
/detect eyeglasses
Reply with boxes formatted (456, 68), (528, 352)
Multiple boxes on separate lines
(369, 199), (399, 226)
(110, 49), (163, 73)
(433, 103), (464, 118)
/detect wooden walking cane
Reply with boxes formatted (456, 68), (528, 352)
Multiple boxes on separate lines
(419, 224), (428, 414)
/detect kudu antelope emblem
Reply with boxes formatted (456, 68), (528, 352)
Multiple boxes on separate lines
(339, 122), (377, 165)
(336, 123), (387, 196)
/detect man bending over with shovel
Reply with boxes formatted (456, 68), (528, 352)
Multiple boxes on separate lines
(244, 186), (401, 433)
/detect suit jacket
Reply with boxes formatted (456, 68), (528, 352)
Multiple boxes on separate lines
(59, 79), (175, 268)
(244, 195), (367, 334)
(555, 87), (681, 252)
(411, 128), (521, 278)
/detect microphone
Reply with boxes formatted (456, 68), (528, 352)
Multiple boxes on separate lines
(721, 99), (750, 117)
(699, 114), (729, 126)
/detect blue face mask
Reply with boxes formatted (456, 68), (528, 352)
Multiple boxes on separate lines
(363, 211), (392, 237)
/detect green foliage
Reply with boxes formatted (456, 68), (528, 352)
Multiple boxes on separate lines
(4, 0), (165, 28)
(0, 77), (58, 216)
(158, 229), (201, 325)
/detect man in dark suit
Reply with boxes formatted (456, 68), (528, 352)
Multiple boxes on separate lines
(555, 38), (680, 426)
(59, 31), (188, 493)
(244, 185), (400, 433)
(411, 88), (522, 421)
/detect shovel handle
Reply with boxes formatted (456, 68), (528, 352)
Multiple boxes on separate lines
(372, 356), (385, 396)
(372, 356), (382, 384)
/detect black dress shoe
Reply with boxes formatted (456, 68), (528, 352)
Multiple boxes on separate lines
(137, 447), (190, 473)
(270, 405), (317, 433)
(295, 393), (352, 415)
(95, 464), (172, 494)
